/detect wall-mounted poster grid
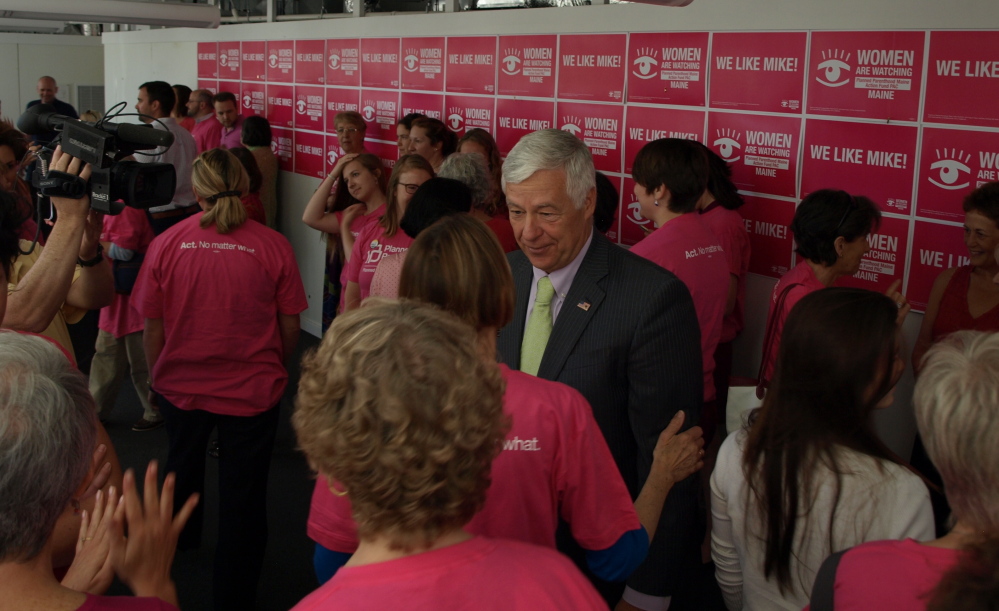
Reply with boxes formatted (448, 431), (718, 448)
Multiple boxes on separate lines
(195, 30), (999, 313)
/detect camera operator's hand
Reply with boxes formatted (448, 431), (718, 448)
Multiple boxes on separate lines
(49, 145), (94, 222)
(79, 209), (105, 261)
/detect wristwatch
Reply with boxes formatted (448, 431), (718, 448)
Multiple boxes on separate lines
(78, 243), (105, 267)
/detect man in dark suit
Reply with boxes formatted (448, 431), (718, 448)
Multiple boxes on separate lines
(497, 129), (703, 611)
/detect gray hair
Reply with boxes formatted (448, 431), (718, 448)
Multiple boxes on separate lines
(914, 330), (999, 533)
(0, 332), (97, 561)
(438, 153), (494, 212)
(501, 129), (595, 210)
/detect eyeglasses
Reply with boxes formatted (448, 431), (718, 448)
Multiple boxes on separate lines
(398, 182), (421, 194)
(336, 127), (360, 135)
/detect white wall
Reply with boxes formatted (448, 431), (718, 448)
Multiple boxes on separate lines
(0, 33), (104, 120)
(102, 1), (999, 457)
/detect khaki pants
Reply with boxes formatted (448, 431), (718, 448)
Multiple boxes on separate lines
(89, 330), (157, 421)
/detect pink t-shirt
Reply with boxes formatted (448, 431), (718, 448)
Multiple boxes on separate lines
(630, 213), (729, 402)
(306, 365), (640, 553)
(291, 536), (608, 611)
(100, 207), (154, 338)
(133, 214), (308, 416)
(76, 594), (178, 610)
(700, 203), (751, 343)
(191, 115), (223, 155)
(813, 539), (960, 610)
(345, 222), (413, 303)
(334, 204), (385, 312)
(762, 259), (825, 383)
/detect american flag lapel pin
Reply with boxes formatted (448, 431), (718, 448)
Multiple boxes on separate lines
(577, 301), (591, 311)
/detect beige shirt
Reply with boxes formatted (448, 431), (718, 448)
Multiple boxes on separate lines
(7, 240), (85, 353)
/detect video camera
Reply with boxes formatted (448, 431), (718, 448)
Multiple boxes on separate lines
(17, 104), (177, 215)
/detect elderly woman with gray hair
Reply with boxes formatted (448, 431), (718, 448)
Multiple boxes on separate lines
(0, 331), (198, 610)
(807, 330), (999, 610)
(439, 152), (518, 252)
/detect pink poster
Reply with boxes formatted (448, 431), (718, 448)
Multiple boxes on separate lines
(197, 80), (217, 96)
(925, 31), (999, 127)
(557, 101), (624, 173)
(197, 43), (218, 79)
(444, 95), (495, 136)
(838, 216), (910, 294)
(497, 35), (557, 98)
(360, 89), (400, 142)
(800, 119), (917, 214)
(240, 82), (266, 117)
(624, 106), (705, 174)
(446, 36), (497, 95)
(325, 136), (347, 174)
(241, 41), (266, 82)
(401, 37), (445, 91)
(400, 91), (444, 121)
(266, 84), (294, 129)
(599, 174), (623, 244)
(218, 43), (241, 81)
(215, 82), (238, 96)
(709, 32), (807, 114)
(326, 39), (360, 87)
(271, 127), (294, 173)
(707, 112), (801, 198)
(619, 177), (653, 246)
(325, 88), (361, 133)
(295, 40), (326, 85)
(494, 98), (554, 156)
(266, 40), (295, 83)
(739, 195), (796, 279)
(907, 220), (970, 311)
(294, 85), (325, 131)
(917, 127), (999, 222)
(807, 31), (925, 121)
(627, 32), (709, 107)
(361, 38), (400, 89)
(362, 140), (399, 168)
(557, 34), (626, 102)
(294, 130), (326, 178)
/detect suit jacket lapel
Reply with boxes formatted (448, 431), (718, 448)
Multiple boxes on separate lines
(537, 232), (608, 379)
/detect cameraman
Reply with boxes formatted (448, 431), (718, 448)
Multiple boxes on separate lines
(3, 145), (114, 357)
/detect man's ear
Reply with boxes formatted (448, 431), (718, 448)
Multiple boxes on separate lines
(583, 186), (597, 218)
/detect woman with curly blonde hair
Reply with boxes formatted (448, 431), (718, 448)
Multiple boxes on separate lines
(292, 300), (608, 610)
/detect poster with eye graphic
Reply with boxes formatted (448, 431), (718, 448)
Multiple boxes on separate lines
(271, 127), (294, 173)
(706, 112), (801, 198)
(218, 43), (241, 81)
(359, 89), (400, 142)
(627, 32), (709, 107)
(709, 32), (807, 114)
(800, 119), (917, 214)
(556, 101), (624, 174)
(917, 127), (999, 222)
(443, 94), (495, 137)
(294, 85), (325, 131)
(837, 216), (910, 294)
(266, 40), (295, 82)
(497, 35), (558, 98)
(401, 37), (445, 91)
(619, 177), (652, 247)
(326, 39), (361, 87)
(807, 31), (924, 121)
(240, 81), (266, 117)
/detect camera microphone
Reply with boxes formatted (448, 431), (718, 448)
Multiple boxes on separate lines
(17, 104), (175, 151)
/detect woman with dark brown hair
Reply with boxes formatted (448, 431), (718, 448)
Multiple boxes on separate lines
(406, 117), (457, 172)
(711, 287), (934, 610)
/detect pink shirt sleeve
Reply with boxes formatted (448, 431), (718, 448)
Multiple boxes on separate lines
(344, 224), (368, 285)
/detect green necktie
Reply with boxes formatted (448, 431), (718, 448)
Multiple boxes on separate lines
(520, 276), (555, 376)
